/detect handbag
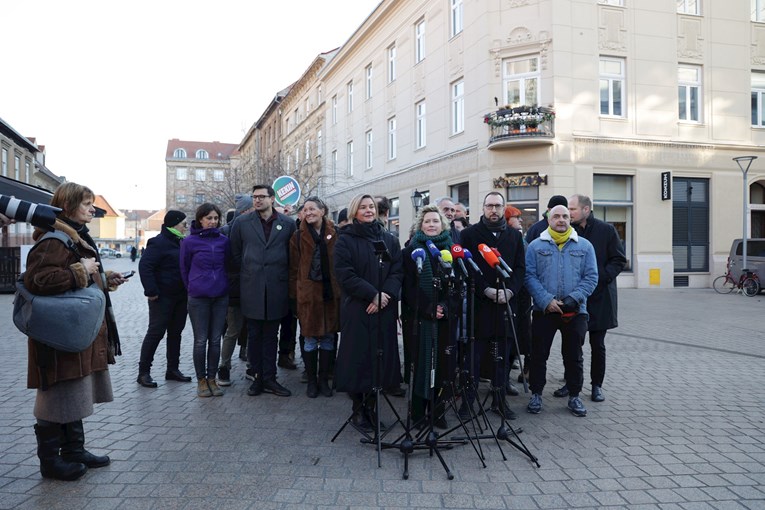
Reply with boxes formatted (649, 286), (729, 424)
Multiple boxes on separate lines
(12, 231), (106, 353)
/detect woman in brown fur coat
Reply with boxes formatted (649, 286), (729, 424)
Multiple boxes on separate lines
(288, 197), (340, 398)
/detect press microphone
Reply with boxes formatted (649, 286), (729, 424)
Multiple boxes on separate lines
(425, 240), (441, 260)
(490, 247), (514, 275)
(450, 244), (469, 277)
(478, 243), (509, 278)
(439, 249), (453, 265)
(411, 248), (426, 274)
(462, 248), (483, 275)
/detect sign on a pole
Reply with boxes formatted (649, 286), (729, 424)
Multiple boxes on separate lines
(272, 175), (301, 207)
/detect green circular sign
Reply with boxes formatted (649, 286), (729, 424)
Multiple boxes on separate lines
(272, 175), (301, 207)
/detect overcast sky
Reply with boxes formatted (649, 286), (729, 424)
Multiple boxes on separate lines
(1, 0), (380, 210)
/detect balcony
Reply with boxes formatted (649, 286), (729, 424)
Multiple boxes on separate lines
(484, 106), (555, 149)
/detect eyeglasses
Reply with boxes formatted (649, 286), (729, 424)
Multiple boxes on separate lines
(483, 203), (504, 210)
(252, 195), (270, 201)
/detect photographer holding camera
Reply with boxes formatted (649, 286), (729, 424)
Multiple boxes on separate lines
(523, 205), (598, 418)
(0, 212), (12, 228)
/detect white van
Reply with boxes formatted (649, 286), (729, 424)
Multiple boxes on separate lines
(727, 238), (765, 281)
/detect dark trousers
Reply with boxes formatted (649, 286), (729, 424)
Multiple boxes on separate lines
(247, 319), (280, 381)
(588, 329), (607, 387)
(138, 296), (187, 374)
(529, 313), (587, 397)
(279, 311), (297, 355)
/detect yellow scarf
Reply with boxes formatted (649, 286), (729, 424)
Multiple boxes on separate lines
(547, 226), (573, 250)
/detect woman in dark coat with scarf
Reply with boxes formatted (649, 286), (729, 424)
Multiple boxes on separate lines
(333, 194), (403, 431)
(401, 205), (458, 429)
(25, 182), (125, 481)
(289, 197), (341, 398)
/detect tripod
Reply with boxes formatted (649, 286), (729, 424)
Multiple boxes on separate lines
(331, 240), (404, 467)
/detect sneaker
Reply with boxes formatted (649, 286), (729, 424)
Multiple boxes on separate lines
(263, 378), (291, 397)
(245, 368), (256, 381)
(568, 396), (587, 417)
(591, 385), (605, 402)
(197, 379), (212, 398)
(527, 393), (542, 414)
(553, 384), (569, 398)
(207, 378), (224, 397)
(217, 366), (231, 387)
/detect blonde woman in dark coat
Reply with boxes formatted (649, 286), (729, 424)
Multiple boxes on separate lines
(25, 182), (126, 481)
(289, 197), (341, 398)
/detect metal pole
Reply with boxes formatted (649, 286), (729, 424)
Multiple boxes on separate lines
(733, 156), (757, 274)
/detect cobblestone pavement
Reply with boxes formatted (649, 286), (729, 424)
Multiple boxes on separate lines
(0, 257), (763, 509)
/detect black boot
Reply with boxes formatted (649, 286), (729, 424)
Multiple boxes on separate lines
(364, 394), (387, 431)
(350, 394), (372, 432)
(60, 420), (110, 468)
(318, 349), (334, 397)
(277, 351), (297, 370)
(304, 350), (318, 398)
(34, 422), (87, 481)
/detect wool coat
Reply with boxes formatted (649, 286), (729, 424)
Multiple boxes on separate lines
(574, 214), (627, 331)
(333, 221), (403, 394)
(288, 218), (341, 337)
(138, 226), (186, 299)
(459, 219), (526, 341)
(229, 210), (296, 321)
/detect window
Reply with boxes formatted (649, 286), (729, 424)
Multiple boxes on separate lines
(196, 149), (209, 159)
(173, 148), (186, 158)
(195, 192), (205, 205)
(599, 0), (624, 5)
(388, 117), (397, 160)
(751, 72), (765, 127)
(678, 65), (701, 122)
(388, 44), (396, 83)
(346, 141), (354, 177)
(14, 155), (20, 180)
(366, 64), (373, 100)
(451, 79), (465, 135)
(672, 177), (708, 272)
(213, 169), (225, 181)
(451, 0), (463, 37)
(600, 57), (625, 117)
(331, 150), (338, 181)
(595, 174), (633, 271)
(756, 0), (765, 21)
(415, 100), (426, 149)
(285, 117), (290, 133)
(677, 0), (700, 14)
(388, 197), (400, 237)
(176, 167), (187, 180)
(195, 168), (206, 181)
(415, 19), (425, 64)
(347, 81), (354, 112)
(1, 148), (7, 176)
(317, 130), (323, 156)
(317, 85), (322, 105)
(332, 95), (338, 124)
(305, 139), (311, 161)
(295, 147), (300, 167)
(503, 56), (539, 107)
(305, 97), (310, 116)
(505, 183), (539, 231)
(365, 130), (373, 170)
(176, 193), (186, 204)
(25, 160), (30, 183)
(286, 154), (291, 172)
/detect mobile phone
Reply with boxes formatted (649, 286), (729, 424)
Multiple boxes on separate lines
(121, 270), (135, 278)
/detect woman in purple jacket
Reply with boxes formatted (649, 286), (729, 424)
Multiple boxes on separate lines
(180, 203), (231, 398)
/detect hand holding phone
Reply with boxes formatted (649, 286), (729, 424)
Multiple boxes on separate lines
(121, 270), (135, 279)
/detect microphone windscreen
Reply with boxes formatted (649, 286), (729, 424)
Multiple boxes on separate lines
(463, 248), (475, 259)
(425, 240), (440, 257)
(411, 248), (426, 261)
(440, 250), (453, 263)
(450, 244), (465, 259)
(478, 243), (500, 267)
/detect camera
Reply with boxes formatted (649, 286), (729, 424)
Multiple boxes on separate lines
(0, 194), (61, 232)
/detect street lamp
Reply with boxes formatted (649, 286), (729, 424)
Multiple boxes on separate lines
(411, 189), (423, 214)
(733, 156), (757, 276)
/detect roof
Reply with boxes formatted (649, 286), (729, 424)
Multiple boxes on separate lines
(123, 209), (160, 221)
(94, 195), (124, 217)
(166, 139), (238, 160)
(0, 175), (54, 204)
(0, 117), (39, 153)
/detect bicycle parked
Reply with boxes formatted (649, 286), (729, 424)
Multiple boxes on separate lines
(713, 258), (761, 297)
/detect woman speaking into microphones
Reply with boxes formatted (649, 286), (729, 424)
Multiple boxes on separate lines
(401, 205), (458, 429)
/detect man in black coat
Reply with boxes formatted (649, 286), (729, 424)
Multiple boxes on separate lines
(137, 210), (192, 387)
(460, 192), (526, 420)
(553, 194), (626, 402)
(525, 195), (569, 243)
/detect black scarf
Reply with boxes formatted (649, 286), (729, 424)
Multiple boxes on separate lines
(308, 219), (334, 301)
(481, 215), (507, 233)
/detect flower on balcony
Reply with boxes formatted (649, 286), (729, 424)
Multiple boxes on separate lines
(483, 105), (555, 128)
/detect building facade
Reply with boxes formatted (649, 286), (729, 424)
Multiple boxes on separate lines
(311, 0), (765, 288)
(165, 139), (239, 216)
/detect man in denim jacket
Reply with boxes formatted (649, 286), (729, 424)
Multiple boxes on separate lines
(524, 205), (598, 417)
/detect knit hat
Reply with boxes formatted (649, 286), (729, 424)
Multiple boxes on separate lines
(547, 195), (568, 209)
(337, 208), (348, 224)
(235, 194), (253, 216)
(163, 209), (186, 227)
(504, 205), (522, 221)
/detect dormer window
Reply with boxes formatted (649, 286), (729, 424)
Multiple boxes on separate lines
(196, 149), (209, 159)
(173, 148), (187, 158)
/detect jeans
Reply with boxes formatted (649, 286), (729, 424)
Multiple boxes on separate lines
(528, 312), (587, 397)
(138, 295), (187, 374)
(187, 296), (229, 380)
(247, 319), (280, 381)
(220, 306), (244, 369)
(304, 334), (334, 352)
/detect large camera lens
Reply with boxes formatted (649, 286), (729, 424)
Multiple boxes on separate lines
(0, 194), (60, 232)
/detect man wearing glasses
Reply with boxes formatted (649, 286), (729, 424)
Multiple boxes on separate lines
(230, 184), (296, 397)
(459, 192), (526, 420)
